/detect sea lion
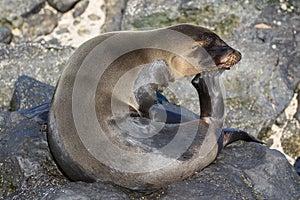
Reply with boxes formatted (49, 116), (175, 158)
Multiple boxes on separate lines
(47, 24), (259, 191)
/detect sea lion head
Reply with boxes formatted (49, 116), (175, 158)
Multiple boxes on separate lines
(168, 24), (241, 75)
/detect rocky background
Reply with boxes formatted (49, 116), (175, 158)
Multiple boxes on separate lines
(0, 0), (299, 199)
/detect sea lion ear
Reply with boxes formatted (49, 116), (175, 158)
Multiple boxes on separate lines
(196, 40), (207, 47)
(191, 42), (201, 49)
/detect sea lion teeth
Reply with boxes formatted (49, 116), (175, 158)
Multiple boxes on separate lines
(48, 23), (260, 191)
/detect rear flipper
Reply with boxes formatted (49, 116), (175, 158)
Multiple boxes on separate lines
(221, 128), (264, 148)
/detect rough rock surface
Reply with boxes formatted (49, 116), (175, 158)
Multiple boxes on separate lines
(10, 75), (55, 111)
(0, 111), (68, 198)
(0, 0), (46, 19)
(20, 8), (58, 42)
(0, 42), (74, 110)
(102, 0), (127, 32)
(11, 181), (130, 199)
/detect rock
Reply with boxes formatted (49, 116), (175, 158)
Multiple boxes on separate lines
(10, 75), (54, 111)
(228, 2), (299, 131)
(42, 182), (128, 199)
(1, 107), (299, 198)
(163, 143), (300, 199)
(0, 111), (68, 198)
(281, 118), (300, 159)
(73, 0), (89, 18)
(0, 42), (74, 110)
(295, 157), (300, 176)
(0, 0), (45, 19)
(48, 0), (81, 13)
(296, 88), (300, 123)
(0, 2), (58, 43)
(20, 8), (58, 41)
(0, 27), (12, 44)
(0, 76), (298, 199)
(121, 0), (247, 38)
(9, 181), (129, 199)
(102, 0), (127, 32)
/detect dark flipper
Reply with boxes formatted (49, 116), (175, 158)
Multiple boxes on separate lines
(221, 128), (264, 147)
(191, 73), (212, 118)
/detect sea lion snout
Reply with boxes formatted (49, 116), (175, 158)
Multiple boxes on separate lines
(207, 45), (241, 69)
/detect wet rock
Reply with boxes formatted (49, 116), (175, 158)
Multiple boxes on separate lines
(73, 0), (89, 18)
(0, 0), (45, 19)
(48, 0), (81, 13)
(10, 75), (54, 111)
(0, 42), (74, 110)
(0, 27), (12, 44)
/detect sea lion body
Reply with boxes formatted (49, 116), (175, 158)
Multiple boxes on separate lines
(48, 24), (253, 191)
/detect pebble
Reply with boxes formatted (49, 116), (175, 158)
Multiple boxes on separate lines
(48, 0), (81, 12)
(281, 3), (287, 11)
(73, 0), (89, 17)
(0, 27), (12, 44)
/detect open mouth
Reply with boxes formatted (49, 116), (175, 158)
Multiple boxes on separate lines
(209, 45), (242, 71)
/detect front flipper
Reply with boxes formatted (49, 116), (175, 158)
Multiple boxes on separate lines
(220, 128), (264, 148)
